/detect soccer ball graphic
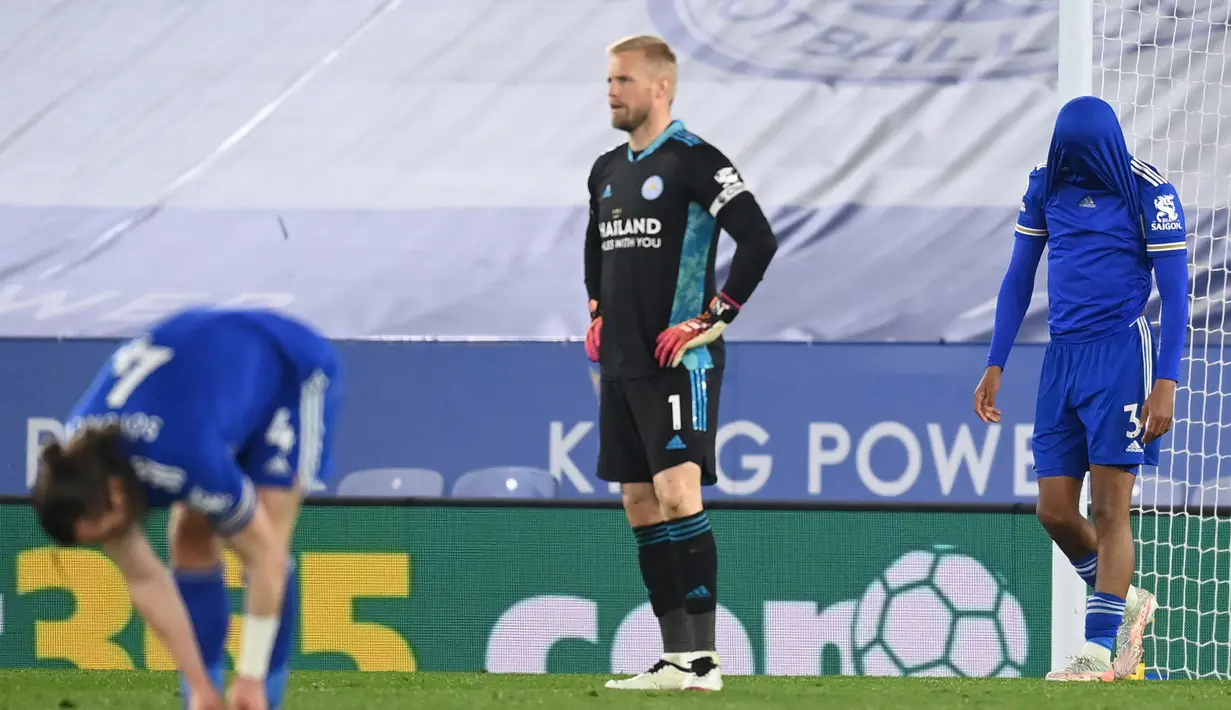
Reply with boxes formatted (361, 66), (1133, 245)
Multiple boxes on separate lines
(852, 545), (1028, 677)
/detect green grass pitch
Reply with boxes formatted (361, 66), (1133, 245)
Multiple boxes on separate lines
(1, 671), (1229, 709)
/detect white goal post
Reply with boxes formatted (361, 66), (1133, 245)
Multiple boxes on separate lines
(1052, 0), (1231, 680)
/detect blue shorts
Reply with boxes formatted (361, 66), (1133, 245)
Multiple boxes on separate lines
(240, 345), (344, 493)
(1033, 316), (1159, 478)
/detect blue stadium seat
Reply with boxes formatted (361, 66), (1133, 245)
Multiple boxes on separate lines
(334, 467), (445, 498)
(450, 466), (557, 499)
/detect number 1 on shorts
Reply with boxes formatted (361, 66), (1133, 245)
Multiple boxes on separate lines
(668, 393), (682, 431)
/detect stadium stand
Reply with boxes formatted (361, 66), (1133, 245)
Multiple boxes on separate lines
(9, 2), (1227, 344)
(335, 467), (446, 498)
(450, 467), (558, 499)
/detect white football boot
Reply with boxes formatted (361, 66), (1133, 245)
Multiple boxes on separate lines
(605, 655), (694, 690)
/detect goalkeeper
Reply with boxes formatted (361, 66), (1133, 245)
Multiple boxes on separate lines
(582, 35), (777, 693)
(975, 96), (1190, 681)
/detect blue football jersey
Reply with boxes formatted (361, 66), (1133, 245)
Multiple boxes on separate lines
(1015, 161), (1188, 342)
(66, 308), (337, 536)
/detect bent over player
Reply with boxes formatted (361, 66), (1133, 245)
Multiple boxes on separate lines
(584, 36), (778, 691)
(32, 308), (343, 710)
(975, 96), (1189, 681)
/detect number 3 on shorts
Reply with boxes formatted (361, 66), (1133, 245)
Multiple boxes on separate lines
(1124, 403), (1143, 439)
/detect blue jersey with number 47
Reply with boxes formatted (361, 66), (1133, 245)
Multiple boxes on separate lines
(66, 308), (343, 536)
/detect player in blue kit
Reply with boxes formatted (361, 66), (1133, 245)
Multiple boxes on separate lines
(974, 96), (1190, 681)
(31, 308), (343, 710)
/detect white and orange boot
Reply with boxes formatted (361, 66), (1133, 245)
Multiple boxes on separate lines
(1113, 587), (1157, 679)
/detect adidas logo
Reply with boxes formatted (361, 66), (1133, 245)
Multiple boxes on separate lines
(1127, 440), (1143, 453)
(685, 585), (711, 599)
(666, 435), (686, 450)
(1079, 196), (1096, 208)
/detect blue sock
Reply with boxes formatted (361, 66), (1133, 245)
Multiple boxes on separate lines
(265, 559), (300, 710)
(1085, 592), (1126, 651)
(174, 567), (229, 708)
(1073, 552), (1098, 588)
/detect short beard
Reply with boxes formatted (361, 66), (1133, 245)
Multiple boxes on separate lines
(612, 106), (650, 134)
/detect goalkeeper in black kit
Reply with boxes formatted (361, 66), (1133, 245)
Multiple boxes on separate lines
(583, 35), (778, 692)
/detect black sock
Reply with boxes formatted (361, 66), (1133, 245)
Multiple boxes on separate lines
(634, 522), (690, 654)
(668, 511), (717, 652)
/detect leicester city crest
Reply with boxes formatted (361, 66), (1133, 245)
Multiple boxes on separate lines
(642, 175), (664, 200)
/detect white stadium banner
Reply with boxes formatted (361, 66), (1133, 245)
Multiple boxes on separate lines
(0, 1), (1227, 340)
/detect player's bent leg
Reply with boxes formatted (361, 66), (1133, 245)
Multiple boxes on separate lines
(606, 483), (695, 691)
(1036, 475), (1099, 586)
(1037, 477), (1121, 681)
(168, 504), (229, 707)
(653, 463), (722, 692)
(1049, 464), (1137, 682)
(1037, 471), (1151, 675)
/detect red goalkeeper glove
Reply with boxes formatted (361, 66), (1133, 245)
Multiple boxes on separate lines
(585, 299), (602, 362)
(654, 293), (740, 368)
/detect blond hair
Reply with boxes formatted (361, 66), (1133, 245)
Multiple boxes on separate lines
(607, 35), (678, 100)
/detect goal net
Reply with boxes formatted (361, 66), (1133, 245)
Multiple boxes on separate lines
(1094, 0), (1231, 680)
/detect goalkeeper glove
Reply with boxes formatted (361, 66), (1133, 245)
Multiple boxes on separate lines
(654, 293), (740, 368)
(585, 299), (602, 362)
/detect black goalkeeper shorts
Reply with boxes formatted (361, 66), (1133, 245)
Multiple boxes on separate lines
(596, 366), (722, 486)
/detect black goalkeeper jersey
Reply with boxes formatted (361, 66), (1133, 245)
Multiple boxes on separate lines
(584, 120), (764, 380)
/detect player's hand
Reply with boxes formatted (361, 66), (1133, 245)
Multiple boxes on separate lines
(974, 366), (1003, 423)
(585, 299), (602, 362)
(188, 686), (225, 710)
(1141, 379), (1177, 445)
(654, 293), (740, 368)
(226, 677), (267, 710)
